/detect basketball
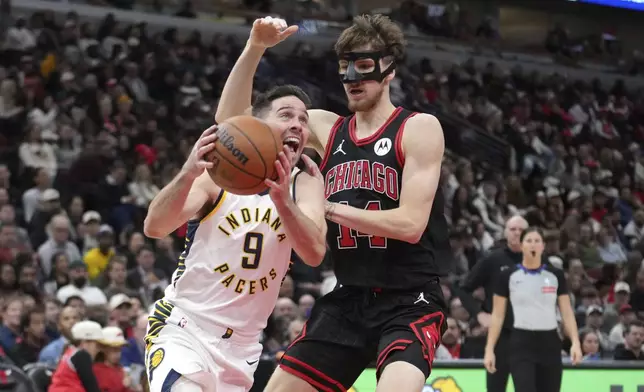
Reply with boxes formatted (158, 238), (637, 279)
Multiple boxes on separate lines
(206, 116), (279, 195)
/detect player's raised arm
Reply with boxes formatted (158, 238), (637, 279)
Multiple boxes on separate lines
(265, 149), (327, 267)
(325, 114), (444, 243)
(144, 126), (221, 238)
(214, 17), (298, 124)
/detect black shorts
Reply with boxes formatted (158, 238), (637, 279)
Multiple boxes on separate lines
(279, 279), (447, 392)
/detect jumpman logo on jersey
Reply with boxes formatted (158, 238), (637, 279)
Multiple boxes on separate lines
(333, 140), (346, 155)
(414, 292), (429, 305)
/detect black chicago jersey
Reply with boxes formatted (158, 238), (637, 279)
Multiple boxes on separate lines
(320, 107), (452, 289)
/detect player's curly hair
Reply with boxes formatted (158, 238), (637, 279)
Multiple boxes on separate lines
(334, 14), (406, 61)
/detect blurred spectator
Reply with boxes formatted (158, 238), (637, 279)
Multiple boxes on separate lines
(613, 320), (644, 360)
(38, 305), (81, 366)
(107, 294), (133, 335)
(0, 296), (22, 353)
(585, 305), (612, 351)
(128, 164), (159, 209)
(609, 304), (638, 347)
(83, 224), (115, 280)
(579, 329), (602, 360)
(37, 214), (81, 277)
(57, 260), (108, 307)
(43, 252), (71, 296)
(126, 246), (167, 305)
(8, 306), (48, 367)
(49, 320), (103, 392)
(121, 313), (146, 368)
(94, 326), (134, 392)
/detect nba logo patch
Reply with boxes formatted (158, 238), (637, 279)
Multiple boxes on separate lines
(179, 318), (187, 328)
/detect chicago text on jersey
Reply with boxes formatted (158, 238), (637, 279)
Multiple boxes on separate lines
(324, 159), (400, 201)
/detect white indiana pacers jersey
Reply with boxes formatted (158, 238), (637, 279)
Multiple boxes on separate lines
(163, 169), (302, 337)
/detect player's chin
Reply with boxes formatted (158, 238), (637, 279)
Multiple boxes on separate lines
(348, 99), (373, 113)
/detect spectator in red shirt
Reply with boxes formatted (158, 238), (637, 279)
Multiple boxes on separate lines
(94, 326), (134, 392)
(49, 320), (103, 392)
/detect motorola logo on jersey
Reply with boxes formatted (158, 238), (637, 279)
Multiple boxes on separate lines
(324, 159), (400, 200)
(374, 137), (392, 156)
(217, 127), (249, 165)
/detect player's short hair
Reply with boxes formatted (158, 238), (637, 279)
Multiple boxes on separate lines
(334, 14), (406, 61)
(252, 85), (312, 118)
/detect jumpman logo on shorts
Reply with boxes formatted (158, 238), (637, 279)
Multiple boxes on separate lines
(333, 140), (346, 155)
(414, 292), (429, 305)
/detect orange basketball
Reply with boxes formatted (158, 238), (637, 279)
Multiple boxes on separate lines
(206, 116), (279, 195)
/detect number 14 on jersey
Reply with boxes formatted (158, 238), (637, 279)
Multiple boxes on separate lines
(336, 201), (387, 249)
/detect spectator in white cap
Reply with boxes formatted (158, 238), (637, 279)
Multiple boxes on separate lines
(585, 305), (612, 351)
(108, 293), (133, 333)
(49, 320), (103, 392)
(81, 210), (102, 253)
(94, 326), (133, 392)
(83, 224), (115, 280)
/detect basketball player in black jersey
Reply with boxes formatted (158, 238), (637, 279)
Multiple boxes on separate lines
(216, 15), (451, 392)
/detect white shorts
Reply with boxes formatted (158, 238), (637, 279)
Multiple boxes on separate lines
(144, 300), (263, 392)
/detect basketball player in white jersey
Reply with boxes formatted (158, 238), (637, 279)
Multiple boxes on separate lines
(142, 85), (327, 392)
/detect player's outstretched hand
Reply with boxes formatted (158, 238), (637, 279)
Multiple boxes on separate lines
(182, 124), (219, 179)
(249, 16), (298, 48)
(301, 154), (323, 181)
(265, 145), (294, 205)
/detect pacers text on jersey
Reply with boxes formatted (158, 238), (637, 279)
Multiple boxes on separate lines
(214, 206), (286, 296)
(324, 159), (400, 200)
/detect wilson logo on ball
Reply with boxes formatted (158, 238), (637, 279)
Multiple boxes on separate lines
(217, 128), (250, 165)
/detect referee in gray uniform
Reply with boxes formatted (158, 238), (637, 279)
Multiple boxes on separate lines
(484, 227), (582, 392)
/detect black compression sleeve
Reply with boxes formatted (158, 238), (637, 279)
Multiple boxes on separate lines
(69, 349), (101, 392)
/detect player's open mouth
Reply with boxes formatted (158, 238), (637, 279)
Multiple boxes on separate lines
(283, 136), (300, 153)
(349, 87), (365, 98)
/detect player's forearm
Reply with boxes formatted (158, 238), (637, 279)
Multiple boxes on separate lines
(274, 199), (326, 267)
(214, 43), (265, 123)
(144, 170), (197, 238)
(325, 202), (424, 243)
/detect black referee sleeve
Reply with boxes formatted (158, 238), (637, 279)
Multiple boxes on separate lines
(70, 349), (101, 392)
(459, 255), (493, 316)
(494, 268), (511, 298)
(553, 268), (569, 295)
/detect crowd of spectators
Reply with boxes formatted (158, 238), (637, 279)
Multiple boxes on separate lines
(0, 2), (643, 391)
